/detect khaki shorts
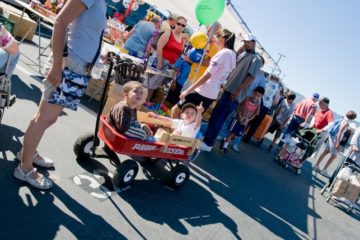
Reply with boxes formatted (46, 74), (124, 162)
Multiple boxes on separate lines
(42, 52), (88, 101)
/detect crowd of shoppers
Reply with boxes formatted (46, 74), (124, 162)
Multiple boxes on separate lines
(4, 2), (359, 192)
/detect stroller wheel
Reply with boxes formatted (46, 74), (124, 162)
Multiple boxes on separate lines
(296, 169), (302, 175)
(284, 163), (289, 169)
(326, 196), (331, 203)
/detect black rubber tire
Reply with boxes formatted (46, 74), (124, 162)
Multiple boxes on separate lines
(73, 133), (95, 159)
(113, 160), (139, 188)
(168, 164), (190, 189)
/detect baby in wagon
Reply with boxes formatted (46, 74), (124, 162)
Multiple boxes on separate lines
(148, 102), (204, 139)
(107, 81), (153, 140)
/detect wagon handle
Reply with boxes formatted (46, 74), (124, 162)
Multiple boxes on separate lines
(92, 52), (116, 156)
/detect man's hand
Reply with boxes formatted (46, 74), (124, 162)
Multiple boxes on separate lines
(197, 101), (204, 114)
(230, 90), (239, 101)
(46, 65), (63, 86)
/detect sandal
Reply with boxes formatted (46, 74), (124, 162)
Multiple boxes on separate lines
(17, 151), (54, 168)
(13, 165), (53, 190)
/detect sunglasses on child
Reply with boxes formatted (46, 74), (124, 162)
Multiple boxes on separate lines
(176, 22), (186, 28)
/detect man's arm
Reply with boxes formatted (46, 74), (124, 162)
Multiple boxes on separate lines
(231, 74), (255, 101)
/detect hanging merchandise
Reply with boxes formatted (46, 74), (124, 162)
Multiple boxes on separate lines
(195, 0), (225, 25)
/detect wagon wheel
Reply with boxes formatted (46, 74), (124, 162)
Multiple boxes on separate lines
(73, 133), (95, 159)
(113, 160), (139, 188)
(168, 164), (190, 189)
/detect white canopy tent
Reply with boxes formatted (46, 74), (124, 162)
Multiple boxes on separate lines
(146, 0), (281, 75)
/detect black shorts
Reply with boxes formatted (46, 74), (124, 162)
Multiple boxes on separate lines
(228, 117), (246, 137)
(177, 92), (213, 112)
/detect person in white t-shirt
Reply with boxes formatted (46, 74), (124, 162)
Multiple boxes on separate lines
(314, 110), (357, 177)
(149, 103), (204, 139)
(173, 29), (236, 116)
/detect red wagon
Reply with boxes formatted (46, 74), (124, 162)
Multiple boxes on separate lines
(74, 116), (199, 189)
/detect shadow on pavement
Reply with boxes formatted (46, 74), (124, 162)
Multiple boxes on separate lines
(0, 159), (125, 240)
(12, 75), (42, 105)
(191, 142), (322, 240)
(118, 177), (241, 239)
(0, 123), (24, 155)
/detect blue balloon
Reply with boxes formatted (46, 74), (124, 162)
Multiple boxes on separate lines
(189, 49), (205, 63)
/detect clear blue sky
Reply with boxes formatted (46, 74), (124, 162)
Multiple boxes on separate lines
(232, 0), (360, 116)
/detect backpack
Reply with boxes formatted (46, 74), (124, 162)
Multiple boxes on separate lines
(329, 119), (342, 137)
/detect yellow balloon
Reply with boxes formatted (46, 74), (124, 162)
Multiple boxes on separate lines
(190, 32), (208, 49)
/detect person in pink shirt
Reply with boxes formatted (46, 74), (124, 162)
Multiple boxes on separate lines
(177, 29), (236, 115)
(281, 93), (319, 140)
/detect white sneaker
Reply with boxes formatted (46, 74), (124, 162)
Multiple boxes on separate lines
(320, 169), (330, 178)
(313, 165), (320, 172)
(232, 144), (240, 152)
(199, 142), (212, 152)
(17, 151), (54, 168)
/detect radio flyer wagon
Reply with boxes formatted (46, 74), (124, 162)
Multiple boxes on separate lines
(73, 53), (200, 189)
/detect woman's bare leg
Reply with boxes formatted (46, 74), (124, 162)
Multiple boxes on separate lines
(21, 100), (64, 177)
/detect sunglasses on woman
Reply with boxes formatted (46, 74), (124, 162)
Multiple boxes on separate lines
(176, 22), (186, 28)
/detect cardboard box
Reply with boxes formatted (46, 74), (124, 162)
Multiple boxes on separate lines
(85, 83), (104, 102)
(101, 82), (123, 115)
(332, 179), (360, 203)
(0, 2), (37, 41)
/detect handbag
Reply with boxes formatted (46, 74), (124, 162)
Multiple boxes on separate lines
(47, 31), (103, 110)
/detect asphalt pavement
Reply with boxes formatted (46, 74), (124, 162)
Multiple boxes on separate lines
(0, 34), (359, 240)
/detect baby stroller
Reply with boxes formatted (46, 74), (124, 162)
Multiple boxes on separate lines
(274, 129), (319, 175)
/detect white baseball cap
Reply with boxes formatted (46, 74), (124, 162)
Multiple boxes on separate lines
(243, 33), (257, 42)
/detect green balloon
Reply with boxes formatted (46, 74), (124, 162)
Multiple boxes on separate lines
(195, 0), (225, 25)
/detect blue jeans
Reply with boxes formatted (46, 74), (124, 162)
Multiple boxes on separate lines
(218, 110), (242, 144)
(203, 91), (238, 146)
(0, 48), (20, 80)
